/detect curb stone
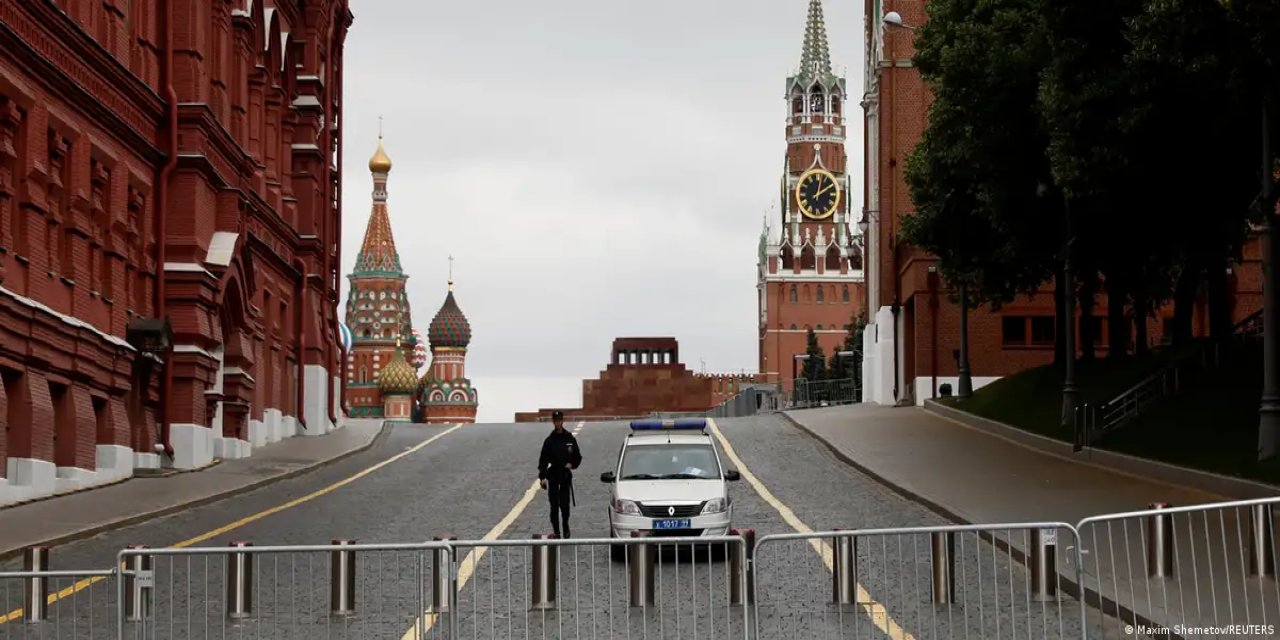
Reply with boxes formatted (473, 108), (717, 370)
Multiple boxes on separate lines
(0, 421), (394, 563)
(776, 409), (1190, 640)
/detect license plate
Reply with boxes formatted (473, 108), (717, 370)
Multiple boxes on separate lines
(654, 518), (691, 530)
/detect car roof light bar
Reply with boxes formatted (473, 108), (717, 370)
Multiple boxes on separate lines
(629, 418), (708, 431)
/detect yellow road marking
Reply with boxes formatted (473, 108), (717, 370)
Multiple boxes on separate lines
(707, 418), (917, 640)
(0, 422), (466, 625)
(402, 477), (545, 639)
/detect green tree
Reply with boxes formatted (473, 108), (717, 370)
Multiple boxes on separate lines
(801, 328), (827, 382)
(828, 312), (866, 398)
(902, 0), (1064, 360)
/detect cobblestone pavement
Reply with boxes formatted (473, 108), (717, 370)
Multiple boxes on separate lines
(0, 416), (1135, 639)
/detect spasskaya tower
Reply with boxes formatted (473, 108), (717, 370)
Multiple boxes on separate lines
(757, 0), (865, 391)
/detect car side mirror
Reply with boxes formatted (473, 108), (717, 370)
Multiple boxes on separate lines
(724, 469), (740, 481)
(600, 471), (616, 483)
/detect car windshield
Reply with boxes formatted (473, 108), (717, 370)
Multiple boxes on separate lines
(620, 444), (721, 480)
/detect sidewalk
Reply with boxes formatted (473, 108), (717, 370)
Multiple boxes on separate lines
(0, 418), (388, 561)
(781, 404), (1280, 637)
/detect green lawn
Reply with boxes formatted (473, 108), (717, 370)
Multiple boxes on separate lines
(939, 341), (1280, 485)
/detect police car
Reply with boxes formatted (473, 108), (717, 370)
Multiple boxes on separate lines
(599, 418), (740, 561)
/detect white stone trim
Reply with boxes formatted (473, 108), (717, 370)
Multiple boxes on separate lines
(169, 423), (215, 470)
(291, 96), (322, 108)
(0, 285), (135, 350)
(911, 376), (1001, 406)
(173, 344), (218, 359)
(164, 262), (216, 277)
(205, 231), (238, 267)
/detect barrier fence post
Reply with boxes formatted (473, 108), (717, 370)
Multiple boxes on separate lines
(1249, 504), (1276, 577)
(1146, 503), (1175, 578)
(629, 531), (656, 608)
(1030, 528), (1058, 601)
(123, 545), (153, 622)
(226, 541), (254, 620)
(832, 529), (858, 605)
(22, 546), (49, 623)
(729, 528), (755, 606)
(530, 533), (557, 611)
(330, 539), (356, 616)
(930, 531), (956, 605)
(431, 536), (456, 613)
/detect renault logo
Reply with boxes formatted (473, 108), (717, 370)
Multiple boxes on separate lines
(668, 506), (675, 516)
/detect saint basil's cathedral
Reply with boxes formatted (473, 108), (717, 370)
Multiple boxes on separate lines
(341, 135), (478, 423)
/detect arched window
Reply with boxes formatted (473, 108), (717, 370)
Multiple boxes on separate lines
(359, 367), (367, 383)
(830, 285), (837, 302)
(842, 285), (850, 303)
(817, 324), (824, 331)
(791, 93), (804, 115)
(790, 324), (797, 330)
(789, 285), (797, 303)
(809, 88), (824, 113)
(831, 95), (842, 114)
(803, 285), (811, 302)
(816, 287), (825, 303)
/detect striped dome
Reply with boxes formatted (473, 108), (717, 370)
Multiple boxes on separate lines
(428, 290), (471, 349)
(339, 323), (354, 352)
(377, 347), (418, 395)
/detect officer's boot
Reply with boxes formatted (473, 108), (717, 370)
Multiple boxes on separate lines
(562, 517), (571, 539)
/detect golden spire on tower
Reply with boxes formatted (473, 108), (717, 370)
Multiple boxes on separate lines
(369, 117), (392, 173)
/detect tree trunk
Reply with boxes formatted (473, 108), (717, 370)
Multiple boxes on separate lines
(1107, 276), (1130, 359)
(1207, 256), (1232, 343)
(1079, 273), (1098, 362)
(1134, 286), (1150, 357)
(1054, 274), (1066, 369)
(1171, 264), (1198, 346)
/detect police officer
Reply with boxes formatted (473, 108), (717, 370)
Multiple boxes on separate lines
(537, 411), (582, 538)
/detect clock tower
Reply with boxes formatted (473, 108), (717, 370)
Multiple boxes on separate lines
(757, 0), (865, 392)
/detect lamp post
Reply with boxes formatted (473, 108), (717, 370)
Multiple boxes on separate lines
(956, 281), (973, 399)
(1259, 97), (1279, 461)
(1061, 196), (1081, 429)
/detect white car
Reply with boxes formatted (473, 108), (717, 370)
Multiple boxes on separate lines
(600, 419), (741, 561)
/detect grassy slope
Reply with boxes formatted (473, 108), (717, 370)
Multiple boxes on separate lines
(941, 342), (1280, 484)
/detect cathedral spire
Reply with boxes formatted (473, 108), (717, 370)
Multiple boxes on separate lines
(798, 0), (832, 82)
(354, 133), (402, 274)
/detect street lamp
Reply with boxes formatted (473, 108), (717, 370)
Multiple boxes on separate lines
(956, 280), (973, 399)
(883, 11), (917, 31)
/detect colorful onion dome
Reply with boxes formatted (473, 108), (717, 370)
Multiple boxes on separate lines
(339, 322), (354, 353)
(377, 345), (418, 395)
(428, 287), (471, 349)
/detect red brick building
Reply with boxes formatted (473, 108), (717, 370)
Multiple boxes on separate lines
(859, 0), (1263, 407)
(758, 0), (866, 392)
(0, 0), (351, 506)
(516, 338), (759, 422)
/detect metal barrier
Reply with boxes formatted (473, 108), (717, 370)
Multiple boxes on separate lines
(0, 546), (118, 637)
(446, 533), (750, 639)
(1074, 496), (1280, 639)
(115, 541), (453, 639)
(752, 522), (1094, 639)
(791, 378), (858, 409)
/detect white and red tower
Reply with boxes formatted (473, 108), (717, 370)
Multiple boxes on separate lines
(758, 0), (865, 391)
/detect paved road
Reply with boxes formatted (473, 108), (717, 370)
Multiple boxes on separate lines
(0, 416), (1123, 639)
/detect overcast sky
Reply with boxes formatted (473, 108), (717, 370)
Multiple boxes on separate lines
(338, 0), (866, 420)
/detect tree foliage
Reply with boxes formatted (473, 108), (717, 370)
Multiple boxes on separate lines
(802, 328), (827, 381)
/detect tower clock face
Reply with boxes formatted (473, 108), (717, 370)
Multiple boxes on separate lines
(795, 168), (841, 220)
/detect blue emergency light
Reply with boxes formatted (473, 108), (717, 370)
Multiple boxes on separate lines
(629, 418), (708, 431)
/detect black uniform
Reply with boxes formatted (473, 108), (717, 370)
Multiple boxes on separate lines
(537, 428), (582, 538)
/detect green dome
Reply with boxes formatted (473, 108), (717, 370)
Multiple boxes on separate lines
(378, 346), (418, 395)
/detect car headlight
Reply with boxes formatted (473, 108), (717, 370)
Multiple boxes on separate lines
(612, 499), (641, 515)
(701, 498), (727, 514)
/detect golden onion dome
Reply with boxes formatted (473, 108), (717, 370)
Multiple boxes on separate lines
(377, 345), (417, 395)
(368, 137), (392, 173)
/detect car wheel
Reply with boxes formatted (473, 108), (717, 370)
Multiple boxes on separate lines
(609, 527), (626, 562)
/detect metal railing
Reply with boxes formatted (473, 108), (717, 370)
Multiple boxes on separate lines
(1076, 309), (1264, 448)
(4, 497), (1279, 638)
(790, 377), (859, 409)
